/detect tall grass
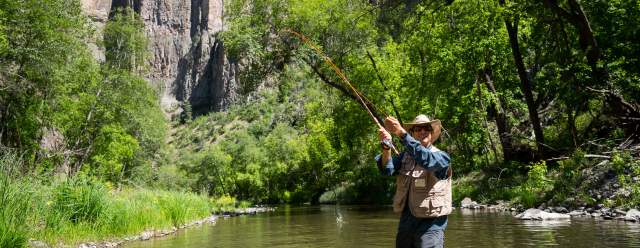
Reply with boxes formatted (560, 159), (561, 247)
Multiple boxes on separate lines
(38, 188), (213, 245)
(52, 177), (106, 224)
(0, 150), (31, 248)
(0, 150), (243, 247)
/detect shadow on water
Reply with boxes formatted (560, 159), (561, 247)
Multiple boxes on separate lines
(125, 206), (640, 248)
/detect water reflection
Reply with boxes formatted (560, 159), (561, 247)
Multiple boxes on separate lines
(125, 206), (640, 248)
(519, 219), (572, 229)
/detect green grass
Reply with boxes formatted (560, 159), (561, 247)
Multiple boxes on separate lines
(36, 187), (214, 245)
(0, 149), (253, 247)
(0, 170), (31, 248)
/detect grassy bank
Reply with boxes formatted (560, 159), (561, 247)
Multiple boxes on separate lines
(0, 164), (243, 247)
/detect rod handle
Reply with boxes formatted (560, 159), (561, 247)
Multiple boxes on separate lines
(382, 138), (400, 155)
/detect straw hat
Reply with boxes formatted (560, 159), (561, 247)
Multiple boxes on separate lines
(403, 115), (442, 142)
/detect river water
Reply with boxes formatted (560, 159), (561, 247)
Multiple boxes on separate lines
(125, 205), (640, 247)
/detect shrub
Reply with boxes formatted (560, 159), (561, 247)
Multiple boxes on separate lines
(211, 195), (237, 213)
(514, 161), (553, 208)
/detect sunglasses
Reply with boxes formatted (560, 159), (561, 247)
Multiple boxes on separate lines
(412, 125), (432, 133)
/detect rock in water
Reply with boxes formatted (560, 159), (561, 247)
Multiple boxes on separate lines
(460, 197), (478, 208)
(516, 208), (571, 220)
(568, 210), (585, 216)
(624, 209), (640, 222)
(553, 206), (569, 213)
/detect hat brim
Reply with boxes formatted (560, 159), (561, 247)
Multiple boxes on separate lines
(404, 120), (442, 142)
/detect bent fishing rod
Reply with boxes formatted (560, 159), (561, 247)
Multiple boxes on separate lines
(281, 29), (399, 155)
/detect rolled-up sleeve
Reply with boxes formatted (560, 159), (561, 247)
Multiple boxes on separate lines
(400, 134), (450, 177)
(375, 153), (402, 176)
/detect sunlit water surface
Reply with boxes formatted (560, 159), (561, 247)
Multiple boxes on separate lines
(125, 205), (640, 248)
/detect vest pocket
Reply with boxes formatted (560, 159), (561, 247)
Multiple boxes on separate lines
(428, 196), (445, 208)
(392, 176), (410, 213)
(431, 179), (448, 192)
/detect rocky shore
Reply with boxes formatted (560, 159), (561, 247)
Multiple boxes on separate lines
(459, 197), (640, 222)
(29, 207), (275, 248)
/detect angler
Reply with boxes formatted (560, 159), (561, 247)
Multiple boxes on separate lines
(377, 115), (452, 248)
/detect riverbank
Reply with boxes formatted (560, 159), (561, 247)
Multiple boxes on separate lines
(453, 152), (640, 223)
(32, 207), (276, 248)
(0, 170), (267, 248)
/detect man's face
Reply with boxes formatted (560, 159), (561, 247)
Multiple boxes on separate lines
(411, 125), (432, 146)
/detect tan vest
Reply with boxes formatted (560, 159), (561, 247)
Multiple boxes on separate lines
(392, 150), (452, 218)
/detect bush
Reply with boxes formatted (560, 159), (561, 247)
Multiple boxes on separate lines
(513, 161), (553, 208)
(211, 195), (237, 213)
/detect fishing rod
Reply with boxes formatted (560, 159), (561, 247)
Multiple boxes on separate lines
(282, 29), (399, 155)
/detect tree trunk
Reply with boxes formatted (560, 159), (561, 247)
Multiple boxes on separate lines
(567, 108), (578, 149)
(481, 69), (516, 162)
(474, 74), (498, 162)
(501, 12), (546, 157)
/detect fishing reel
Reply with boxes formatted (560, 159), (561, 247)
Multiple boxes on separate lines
(381, 138), (399, 154)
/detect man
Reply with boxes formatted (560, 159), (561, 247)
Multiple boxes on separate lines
(376, 115), (452, 248)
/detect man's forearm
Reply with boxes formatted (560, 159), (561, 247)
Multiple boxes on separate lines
(379, 148), (392, 170)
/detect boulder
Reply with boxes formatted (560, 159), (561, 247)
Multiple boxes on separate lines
(568, 210), (585, 216)
(553, 206), (569, 213)
(460, 197), (479, 208)
(624, 209), (640, 222)
(139, 231), (154, 241)
(29, 240), (49, 248)
(614, 209), (627, 216)
(516, 208), (571, 220)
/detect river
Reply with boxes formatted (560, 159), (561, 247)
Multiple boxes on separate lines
(125, 205), (640, 247)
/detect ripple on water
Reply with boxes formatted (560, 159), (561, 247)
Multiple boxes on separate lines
(124, 206), (640, 248)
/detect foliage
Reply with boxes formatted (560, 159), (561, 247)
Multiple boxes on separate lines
(213, 0), (640, 207)
(103, 8), (147, 72)
(512, 161), (553, 208)
(0, 0), (90, 161)
(211, 195), (239, 213)
(90, 125), (140, 182)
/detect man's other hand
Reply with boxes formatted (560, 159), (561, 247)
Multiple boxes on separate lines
(384, 117), (406, 137)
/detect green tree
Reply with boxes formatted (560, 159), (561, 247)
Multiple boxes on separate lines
(0, 0), (90, 164)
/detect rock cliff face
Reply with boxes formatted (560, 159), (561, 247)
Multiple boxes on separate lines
(81, 0), (238, 116)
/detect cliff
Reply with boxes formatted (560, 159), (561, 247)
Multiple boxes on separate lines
(81, 0), (238, 116)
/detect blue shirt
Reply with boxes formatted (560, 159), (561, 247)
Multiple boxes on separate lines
(375, 133), (451, 231)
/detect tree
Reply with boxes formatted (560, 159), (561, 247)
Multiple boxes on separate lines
(499, 0), (545, 157)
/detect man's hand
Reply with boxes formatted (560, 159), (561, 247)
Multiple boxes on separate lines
(384, 117), (406, 137)
(378, 128), (392, 142)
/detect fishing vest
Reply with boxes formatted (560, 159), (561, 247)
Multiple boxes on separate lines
(392, 149), (452, 218)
